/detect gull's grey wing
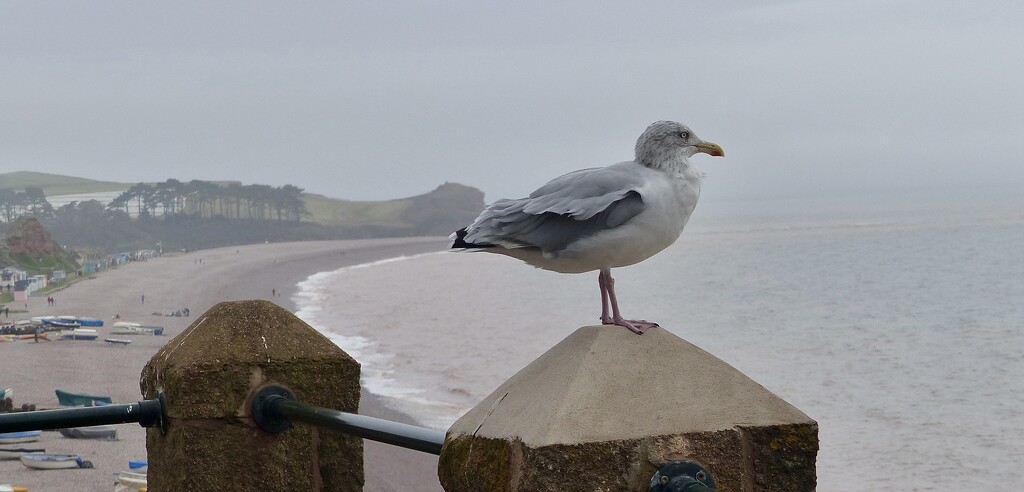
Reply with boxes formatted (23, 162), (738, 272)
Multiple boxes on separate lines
(464, 162), (648, 254)
(523, 162), (649, 219)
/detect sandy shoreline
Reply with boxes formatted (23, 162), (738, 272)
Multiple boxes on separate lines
(1, 237), (448, 491)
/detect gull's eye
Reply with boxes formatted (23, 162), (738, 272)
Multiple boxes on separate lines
(679, 131), (689, 139)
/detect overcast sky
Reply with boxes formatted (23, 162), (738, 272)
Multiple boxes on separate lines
(2, 1), (1022, 203)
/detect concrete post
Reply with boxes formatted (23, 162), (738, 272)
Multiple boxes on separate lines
(140, 300), (363, 491)
(438, 326), (818, 492)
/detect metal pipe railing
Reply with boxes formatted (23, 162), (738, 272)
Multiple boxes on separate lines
(649, 460), (721, 492)
(0, 396), (164, 433)
(250, 385), (445, 455)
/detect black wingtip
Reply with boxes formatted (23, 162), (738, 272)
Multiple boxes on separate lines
(451, 228), (494, 249)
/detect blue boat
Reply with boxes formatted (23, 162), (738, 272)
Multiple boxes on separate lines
(55, 389), (112, 407)
(76, 317), (104, 327)
(129, 459), (148, 472)
(45, 319), (81, 329)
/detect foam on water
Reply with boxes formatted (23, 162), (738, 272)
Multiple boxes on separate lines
(292, 253), (468, 429)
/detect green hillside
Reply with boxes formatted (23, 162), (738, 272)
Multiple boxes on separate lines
(0, 171), (484, 232)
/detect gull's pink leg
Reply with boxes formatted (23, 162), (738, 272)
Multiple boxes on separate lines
(601, 268), (659, 335)
(598, 270), (613, 324)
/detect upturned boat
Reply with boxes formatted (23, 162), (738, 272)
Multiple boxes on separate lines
(54, 389), (112, 407)
(57, 425), (117, 440)
(59, 328), (98, 341)
(74, 317), (104, 327)
(109, 322), (162, 336)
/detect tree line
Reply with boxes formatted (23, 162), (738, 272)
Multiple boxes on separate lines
(107, 179), (308, 221)
(0, 187), (55, 222)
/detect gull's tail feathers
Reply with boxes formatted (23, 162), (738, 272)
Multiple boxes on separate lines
(450, 228), (496, 250)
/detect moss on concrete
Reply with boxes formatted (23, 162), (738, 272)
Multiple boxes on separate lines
(141, 300), (363, 491)
(438, 326), (818, 491)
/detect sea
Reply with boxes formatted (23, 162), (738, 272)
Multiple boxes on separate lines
(292, 190), (1024, 491)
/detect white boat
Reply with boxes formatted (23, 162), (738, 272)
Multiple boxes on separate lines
(60, 328), (98, 341)
(114, 471), (147, 492)
(0, 484), (29, 492)
(109, 323), (162, 336)
(19, 453), (87, 470)
(57, 425), (117, 440)
(0, 447), (44, 460)
(0, 431), (41, 445)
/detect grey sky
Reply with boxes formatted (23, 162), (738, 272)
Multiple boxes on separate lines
(2, 1), (1022, 203)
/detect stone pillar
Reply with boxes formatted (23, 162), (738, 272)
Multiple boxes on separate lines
(140, 300), (363, 491)
(438, 326), (817, 492)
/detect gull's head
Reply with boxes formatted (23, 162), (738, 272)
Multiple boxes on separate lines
(635, 120), (724, 169)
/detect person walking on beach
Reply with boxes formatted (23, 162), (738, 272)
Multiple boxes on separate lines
(141, 294), (145, 304)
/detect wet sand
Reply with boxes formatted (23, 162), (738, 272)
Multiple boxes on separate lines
(0, 237), (448, 492)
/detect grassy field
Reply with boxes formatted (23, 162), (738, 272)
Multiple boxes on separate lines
(0, 171), (129, 196)
(301, 193), (411, 227)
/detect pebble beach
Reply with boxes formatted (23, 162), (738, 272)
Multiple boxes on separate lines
(0, 237), (448, 492)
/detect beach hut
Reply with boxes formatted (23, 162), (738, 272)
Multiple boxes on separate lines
(12, 281), (28, 302)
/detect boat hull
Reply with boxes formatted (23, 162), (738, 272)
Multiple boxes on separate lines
(57, 425), (117, 440)
(0, 431), (41, 445)
(54, 389), (112, 407)
(20, 453), (83, 470)
(0, 447), (45, 460)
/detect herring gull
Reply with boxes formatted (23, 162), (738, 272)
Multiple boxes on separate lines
(451, 121), (724, 334)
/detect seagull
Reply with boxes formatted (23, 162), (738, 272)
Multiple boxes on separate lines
(451, 121), (724, 334)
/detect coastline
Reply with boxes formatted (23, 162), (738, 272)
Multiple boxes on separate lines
(0, 237), (448, 492)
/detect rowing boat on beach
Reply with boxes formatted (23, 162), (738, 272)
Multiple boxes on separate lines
(0, 484), (29, 492)
(0, 431), (41, 445)
(57, 425), (117, 440)
(0, 447), (45, 460)
(59, 328), (98, 340)
(114, 470), (147, 491)
(19, 453), (90, 470)
(54, 389), (112, 407)
(109, 322), (162, 336)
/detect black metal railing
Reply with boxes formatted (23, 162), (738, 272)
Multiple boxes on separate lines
(0, 396), (164, 433)
(649, 460), (721, 492)
(0, 387), (444, 455)
(1, 389), (727, 490)
(250, 384), (445, 455)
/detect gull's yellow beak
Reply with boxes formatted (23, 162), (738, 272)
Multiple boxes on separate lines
(694, 141), (725, 157)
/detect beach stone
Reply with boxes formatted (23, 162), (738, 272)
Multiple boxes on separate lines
(140, 300), (363, 491)
(437, 326), (817, 492)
